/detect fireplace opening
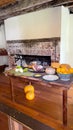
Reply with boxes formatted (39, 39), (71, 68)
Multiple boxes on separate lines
(14, 54), (51, 67)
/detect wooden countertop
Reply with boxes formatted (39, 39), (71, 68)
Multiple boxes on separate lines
(9, 71), (73, 90)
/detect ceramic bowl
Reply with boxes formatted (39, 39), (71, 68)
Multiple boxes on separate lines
(58, 73), (71, 81)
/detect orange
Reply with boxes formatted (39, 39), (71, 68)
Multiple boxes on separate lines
(69, 68), (73, 74)
(26, 91), (35, 100)
(57, 68), (61, 73)
(60, 68), (65, 73)
(24, 84), (34, 93)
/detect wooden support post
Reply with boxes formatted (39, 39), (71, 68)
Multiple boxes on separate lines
(63, 89), (67, 126)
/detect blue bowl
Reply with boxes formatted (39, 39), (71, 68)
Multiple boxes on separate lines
(58, 73), (71, 81)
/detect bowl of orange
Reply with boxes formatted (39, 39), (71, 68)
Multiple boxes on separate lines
(57, 64), (72, 81)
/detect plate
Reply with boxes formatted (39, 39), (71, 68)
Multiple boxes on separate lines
(42, 75), (59, 81)
(33, 74), (42, 78)
(28, 69), (45, 73)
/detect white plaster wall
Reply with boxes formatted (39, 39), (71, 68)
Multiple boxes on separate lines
(60, 6), (70, 64)
(68, 14), (73, 67)
(0, 24), (8, 65)
(0, 24), (6, 48)
(4, 7), (61, 40)
(60, 6), (73, 67)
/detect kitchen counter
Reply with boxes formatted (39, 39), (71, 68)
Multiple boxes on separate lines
(0, 73), (73, 129)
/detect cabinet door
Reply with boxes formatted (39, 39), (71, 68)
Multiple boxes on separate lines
(0, 112), (9, 130)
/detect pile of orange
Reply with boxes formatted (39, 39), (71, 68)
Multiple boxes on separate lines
(57, 64), (73, 74)
(24, 83), (35, 100)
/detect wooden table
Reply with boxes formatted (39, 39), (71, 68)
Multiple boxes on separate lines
(9, 75), (73, 126)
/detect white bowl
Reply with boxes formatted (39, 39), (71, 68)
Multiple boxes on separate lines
(45, 67), (55, 75)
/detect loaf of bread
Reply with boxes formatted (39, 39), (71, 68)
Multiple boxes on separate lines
(51, 62), (60, 69)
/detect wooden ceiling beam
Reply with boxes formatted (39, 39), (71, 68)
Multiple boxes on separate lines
(0, 0), (54, 24)
(0, 0), (16, 7)
(0, 0), (73, 24)
(0, 0), (54, 17)
(52, 0), (73, 6)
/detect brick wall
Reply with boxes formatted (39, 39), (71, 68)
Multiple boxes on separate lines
(7, 38), (60, 67)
